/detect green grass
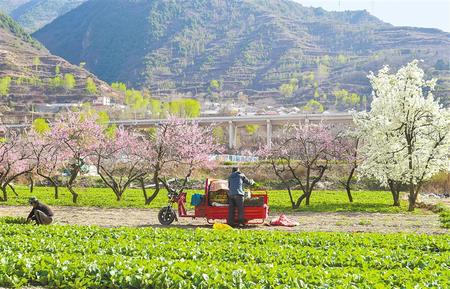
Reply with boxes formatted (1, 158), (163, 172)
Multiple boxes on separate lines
(1, 186), (418, 213)
(0, 219), (448, 289)
(267, 189), (415, 213)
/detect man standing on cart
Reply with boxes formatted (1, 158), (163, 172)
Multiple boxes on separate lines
(227, 167), (254, 227)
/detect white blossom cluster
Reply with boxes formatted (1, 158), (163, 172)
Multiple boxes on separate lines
(355, 60), (450, 187)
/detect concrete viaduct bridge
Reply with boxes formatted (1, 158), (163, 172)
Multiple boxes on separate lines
(110, 113), (354, 149)
(3, 113), (354, 149)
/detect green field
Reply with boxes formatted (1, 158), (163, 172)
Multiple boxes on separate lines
(0, 218), (448, 289)
(2, 186), (416, 213)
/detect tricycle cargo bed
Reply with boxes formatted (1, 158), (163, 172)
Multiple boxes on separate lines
(159, 178), (269, 225)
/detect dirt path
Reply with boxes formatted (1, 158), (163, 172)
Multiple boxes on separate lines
(0, 205), (447, 234)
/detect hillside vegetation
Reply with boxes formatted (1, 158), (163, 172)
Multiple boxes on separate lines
(0, 13), (117, 119)
(33, 0), (450, 110)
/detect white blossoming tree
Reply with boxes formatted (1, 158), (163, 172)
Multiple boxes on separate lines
(355, 60), (450, 211)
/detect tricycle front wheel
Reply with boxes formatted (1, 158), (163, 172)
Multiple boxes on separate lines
(158, 206), (176, 225)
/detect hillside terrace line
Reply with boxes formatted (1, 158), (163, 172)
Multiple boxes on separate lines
(4, 113), (353, 149)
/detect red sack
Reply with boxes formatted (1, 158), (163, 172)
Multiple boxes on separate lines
(270, 214), (299, 227)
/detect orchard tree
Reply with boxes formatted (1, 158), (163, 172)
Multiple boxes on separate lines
(28, 130), (64, 199)
(332, 129), (360, 203)
(258, 123), (335, 208)
(159, 118), (220, 195)
(50, 111), (104, 203)
(355, 60), (450, 211)
(95, 129), (146, 201)
(138, 117), (219, 205)
(0, 131), (34, 201)
(137, 119), (180, 205)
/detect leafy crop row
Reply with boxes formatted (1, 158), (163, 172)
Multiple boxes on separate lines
(0, 218), (448, 288)
(439, 207), (450, 229)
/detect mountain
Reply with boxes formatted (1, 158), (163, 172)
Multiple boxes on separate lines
(1, 0), (87, 32)
(33, 0), (450, 109)
(0, 13), (117, 116)
(0, 0), (30, 13)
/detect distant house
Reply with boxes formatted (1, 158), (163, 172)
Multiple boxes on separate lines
(93, 96), (111, 106)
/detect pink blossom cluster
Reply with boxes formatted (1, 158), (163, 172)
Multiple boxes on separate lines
(0, 111), (221, 203)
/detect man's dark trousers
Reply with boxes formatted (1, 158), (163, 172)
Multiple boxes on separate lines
(228, 195), (244, 226)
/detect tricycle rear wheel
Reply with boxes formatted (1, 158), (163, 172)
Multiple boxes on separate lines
(158, 206), (176, 225)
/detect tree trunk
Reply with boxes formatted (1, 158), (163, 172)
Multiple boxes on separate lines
(67, 185), (78, 203)
(67, 168), (79, 204)
(0, 186), (7, 202)
(29, 175), (34, 193)
(294, 193), (307, 209)
(305, 193), (311, 206)
(408, 183), (417, 212)
(286, 187), (295, 208)
(48, 177), (59, 199)
(388, 179), (401, 207)
(37, 172), (59, 199)
(8, 184), (18, 197)
(346, 186), (353, 203)
(345, 167), (356, 203)
(393, 192), (400, 207)
(140, 178), (160, 205)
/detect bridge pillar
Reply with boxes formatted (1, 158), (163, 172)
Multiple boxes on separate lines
(266, 120), (272, 148)
(228, 121), (236, 149)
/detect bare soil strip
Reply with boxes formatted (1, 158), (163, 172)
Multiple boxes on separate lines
(0, 205), (447, 234)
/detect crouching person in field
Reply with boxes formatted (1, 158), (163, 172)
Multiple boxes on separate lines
(26, 197), (54, 225)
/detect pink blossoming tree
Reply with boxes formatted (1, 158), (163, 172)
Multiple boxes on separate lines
(257, 123), (335, 208)
(159, 118), (220, 195)
(50, 111), (104, 203)
(0, 130), (34, 201)
(95, 128), (146, 201)
(331, 129), (360, 203)
(138, 117), (220, 205)
(28, 129), (65, 199)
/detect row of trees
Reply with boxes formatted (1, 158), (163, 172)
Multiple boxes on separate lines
(0, 111), (219, 204)
(0, 73), (97, 96)
(112, 81), (201, 118)
(257, 124), (359, 208)
(259, 61), (450, 211)
(1, 61), (447, 211)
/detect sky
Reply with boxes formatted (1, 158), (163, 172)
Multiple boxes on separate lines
(295, 0), (450, 32)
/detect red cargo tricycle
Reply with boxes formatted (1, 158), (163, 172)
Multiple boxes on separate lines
(158, 178), (269, 225)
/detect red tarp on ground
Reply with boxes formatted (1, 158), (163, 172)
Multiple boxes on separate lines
(270, 214), (299, 227)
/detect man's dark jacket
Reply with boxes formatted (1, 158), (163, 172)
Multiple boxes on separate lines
(228, 171), (253, 196)
(27, 203), (54, 220)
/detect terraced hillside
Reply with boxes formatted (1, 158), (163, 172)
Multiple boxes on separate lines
(0, 13), (117, 120)
(33, 0), (450, 109)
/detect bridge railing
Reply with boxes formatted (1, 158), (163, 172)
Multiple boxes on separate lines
(210, 154), (259, 163)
